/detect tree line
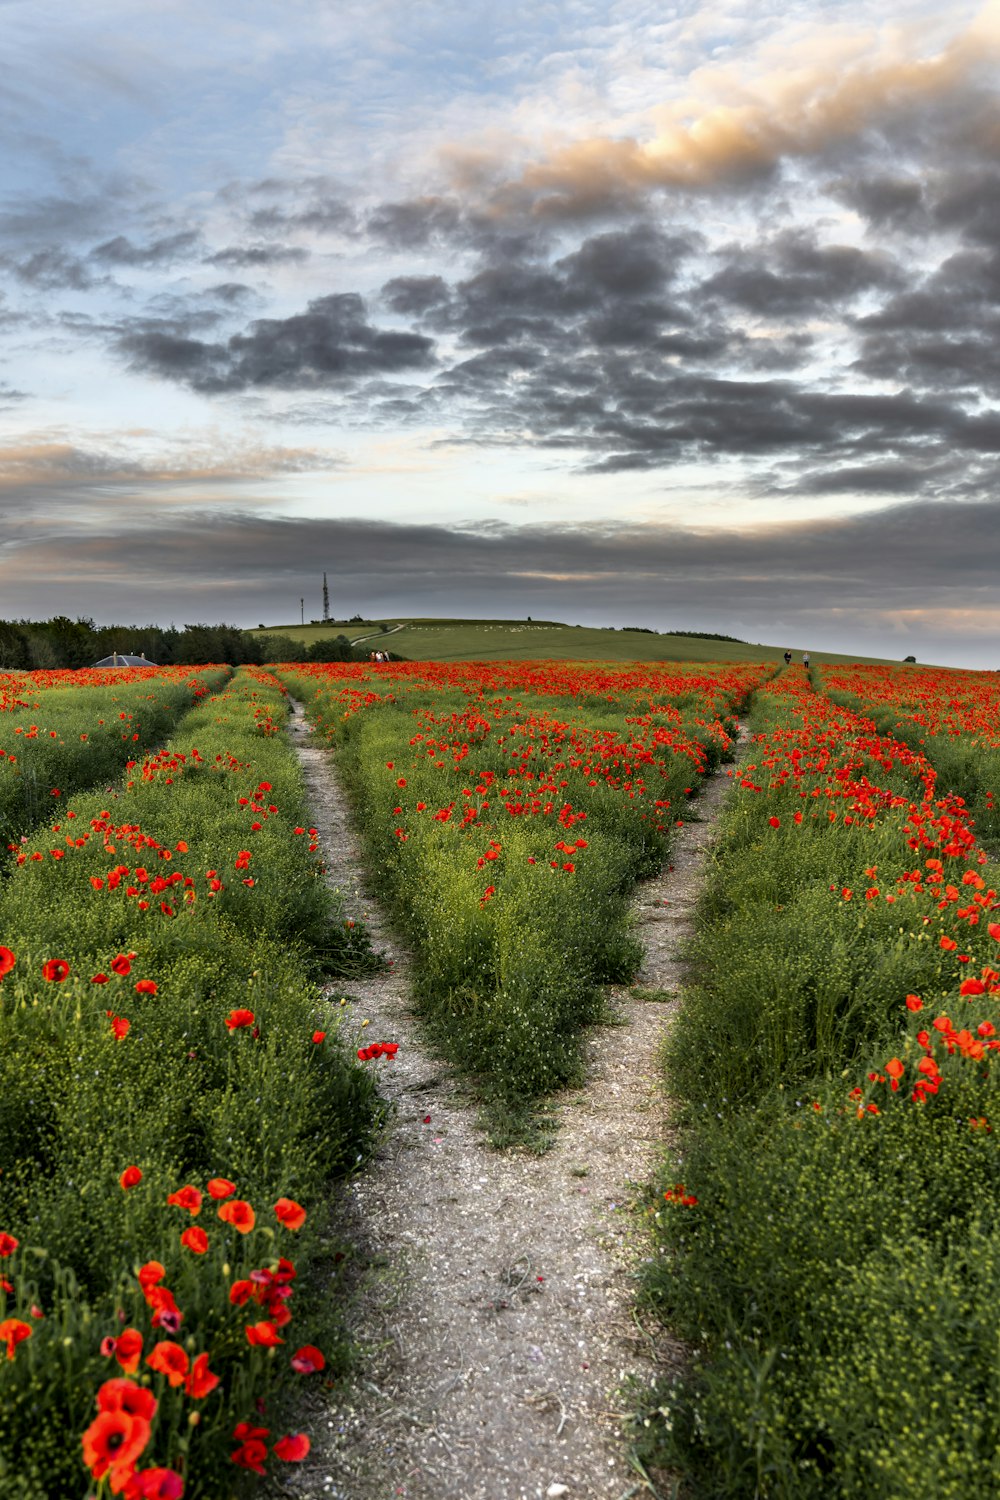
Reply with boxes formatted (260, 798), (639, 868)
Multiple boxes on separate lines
(0, 617), (386, 671)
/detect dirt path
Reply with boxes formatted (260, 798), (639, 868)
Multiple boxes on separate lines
(287, 705), (743, 1500)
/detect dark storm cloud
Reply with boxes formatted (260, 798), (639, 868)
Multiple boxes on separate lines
(90, 231), (202, 267)
(116, 292), (436, 392)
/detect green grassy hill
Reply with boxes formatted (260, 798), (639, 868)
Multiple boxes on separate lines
(250, 617), (910, 667)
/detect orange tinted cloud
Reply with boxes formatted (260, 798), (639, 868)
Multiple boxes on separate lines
(462, 9), (1000, 217)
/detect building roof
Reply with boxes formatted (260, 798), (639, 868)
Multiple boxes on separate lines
(90, 654), (157, 668)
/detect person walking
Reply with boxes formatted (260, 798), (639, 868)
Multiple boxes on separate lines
(783, 650), (792, 666)
(802, 652), (810, 668)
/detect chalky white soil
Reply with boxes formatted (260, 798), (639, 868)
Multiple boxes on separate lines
(283, 704), (742, 1500)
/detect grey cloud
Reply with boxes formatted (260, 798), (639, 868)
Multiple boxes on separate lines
(117, 292), (436, 392)
(380, 275), (451, 317)
(703, 230), (902, 317)
(828, 173), (928, 230)
(204, 244), (309, 268)
(0, 246), (98, 289)
(90, 231), (202, 267)
(366, 196), (463, 249)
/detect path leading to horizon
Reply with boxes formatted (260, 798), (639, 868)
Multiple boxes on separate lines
(286, 703), (745, 1500)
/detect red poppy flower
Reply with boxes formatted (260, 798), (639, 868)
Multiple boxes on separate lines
(180, 1227), (208, 1255)
(185, 1351), (220, 1400)
(0, 947), (14, 978)
(245, 1320), (284, 1347)
(111, 954), (133, 976)
(230, 1425), (270, 1475)
(97, 1378), (158, 1421)
(119, 1165), (143, 1191)
(207, 1177), (236, 1200)
(224, 1008), (255, 1031)
(81, 1408), (152, 1482)
(311, 1030), (326, 1044)
(290, 1344), (325, 1374)
(273, 1198), (306, 1232)
(41, 958), (70, 983)
(229, 1278), (255, 1307)
(129, 1468), (185, 1499)
(273, 1434), (310, 1462)
(0, 1232), (18, 1257)
(135, 980), (158, 996)
(218, 1199), (255, 1233)
(109, 1328), (143, 1375)
(147, 1340), (190, 1387)
(166, 1185), (203, 1216)
(92, 972), (110, 984)
(110, 1015), (131, 1040)
(137, 1261), (165, 1294)
(0, 1318), (31, 1360)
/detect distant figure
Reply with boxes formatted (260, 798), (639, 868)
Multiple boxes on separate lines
(783, 650), (792, 666)
(802, 652), (810, 668)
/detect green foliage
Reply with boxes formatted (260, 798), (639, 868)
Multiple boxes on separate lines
(0, 667), (382, 1495)
(0, 670), (227, 846)
(637, 671), (1000, 1496)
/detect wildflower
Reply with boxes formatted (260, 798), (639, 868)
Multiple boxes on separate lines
(273, 1198), (306, 1232)
(291, 1345), (325, 1373)
(129, 1469), (185, 1499)
(245, 1320), (284, 1347)
(185, 1351), (220, 1399)
(273, 1434), (310, 1462)
(0, 1232), (18, 1257)
(81, 1407), (152, 1486)
(120, 1166), (143, 1191)
(41, 958), (70, 982)
(111, 954), (133, 976)
(768, 816), (780, 828)
(225, 1008), (255, 1031)
(885, 1058), (905, 1091)
(167, 1185), (202, 1216)
(311, 1030), (326, 1044)
(180, 1227), (209, 1255)
(218, 1199), (256, 1233)
(207, 1177), (236, 1200)
(905, 994), (923, 1011)
(135, 980), (158, 996)
(104, 1328), (143, 1375)
(0, 1318), (31, 1360)
(231, 1424), (270, 1475)
(147, 1341), (190, 1388)
(0, 947), (14, 978)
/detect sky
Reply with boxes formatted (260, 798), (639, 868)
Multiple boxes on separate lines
(1, 0), (999, 665)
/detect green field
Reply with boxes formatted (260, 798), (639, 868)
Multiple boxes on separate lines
(251, 617), (909, 667)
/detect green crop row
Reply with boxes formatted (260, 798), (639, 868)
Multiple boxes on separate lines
(277, 664), (752, 1134)
(0, 668), (381, 1499)
(0, 668), (227, 850)
(634, 667), (1000, 1497)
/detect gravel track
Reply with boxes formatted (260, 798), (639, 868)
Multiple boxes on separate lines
(284, 704), (744, 1500)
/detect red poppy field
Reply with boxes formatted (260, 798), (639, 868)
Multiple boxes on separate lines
(3, 655), (1000, 1497)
